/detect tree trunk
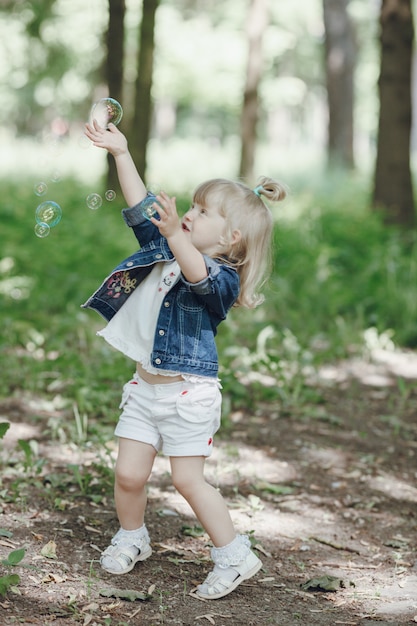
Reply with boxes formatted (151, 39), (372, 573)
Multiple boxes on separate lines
(323, 0), (355, 169)
(130, 0), (160, 184)
(239, 0), (269, 183)
(106, 0), (126, 191)
(372, 0), (415, 227)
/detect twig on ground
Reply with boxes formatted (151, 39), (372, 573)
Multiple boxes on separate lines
(310, 536), (361, 555)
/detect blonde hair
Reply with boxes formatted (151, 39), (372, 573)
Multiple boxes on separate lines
(193, 176), (287, 308)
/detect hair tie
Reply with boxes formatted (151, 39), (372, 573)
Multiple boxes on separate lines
(253, 185), (263, 197)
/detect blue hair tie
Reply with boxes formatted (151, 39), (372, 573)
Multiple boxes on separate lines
(253, 185), (263, 197)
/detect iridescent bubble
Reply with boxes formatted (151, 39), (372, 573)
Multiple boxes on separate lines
(90, 97), (123, 128)
(105, 189), (116, 201)
(35, 201), (62, 227)
(86, 193), (102, 210)
(34, 181), (48, 196)
(50, 170), (62, 183)
(34, 222), (50, 238)
(140, 196), (162, 221)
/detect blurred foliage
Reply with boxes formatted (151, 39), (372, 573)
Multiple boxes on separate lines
(0, 1), (416, 437)
(0, 0), (380, 150)
(1, 172), (417, 425)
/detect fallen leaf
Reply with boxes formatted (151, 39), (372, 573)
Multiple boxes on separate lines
(181, 524), (205, 538)
(99, 587), (151, 602)
(89, 543), (102, 553)
(254, 543), (272, 557)
(384, 539), (407, 548)
(300, 575), (354, 592)
(156, 508), (179, 517)
(40, 540), (57, 559)
(254, 481), (294, 495)
(42, 573), (67, 584)
(81, 602), (99, 612)
(28, 575), (41, 584)
(0, 601), (11, 609)
(196, 615), (215, 625)
(104, 601), (123, 610)
(85, 525), (101, 534)
(195, 613), (232, 623)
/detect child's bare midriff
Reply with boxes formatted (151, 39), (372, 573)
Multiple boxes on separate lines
(136, 362), (183, 385)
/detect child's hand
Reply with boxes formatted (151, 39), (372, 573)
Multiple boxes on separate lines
(150, 191), (181, 239)
(84, 120), (128, 157)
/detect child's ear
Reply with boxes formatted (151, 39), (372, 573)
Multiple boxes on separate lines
(231, 229), (241, 245)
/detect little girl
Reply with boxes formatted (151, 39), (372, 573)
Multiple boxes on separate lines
(83, 119), (286, 600)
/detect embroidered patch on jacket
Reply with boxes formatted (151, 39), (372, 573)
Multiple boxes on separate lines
(158, 271), (177, 294)
(106, 271), (137, 299)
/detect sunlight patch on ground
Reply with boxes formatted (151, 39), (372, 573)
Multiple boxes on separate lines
(365, 472), (417, 503)
(0, 421), (42, 446)
(300, 446), (350, 472)
(317, 346), (417, 387)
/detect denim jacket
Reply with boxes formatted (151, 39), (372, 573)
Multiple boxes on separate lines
(82, 194), (240, 377)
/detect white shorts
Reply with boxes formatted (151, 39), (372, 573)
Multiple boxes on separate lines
(115, 373), (222, 457)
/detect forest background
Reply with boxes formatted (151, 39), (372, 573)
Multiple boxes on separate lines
(0, 1), (417, 625)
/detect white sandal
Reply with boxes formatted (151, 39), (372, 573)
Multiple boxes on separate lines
(192, 550), (262, 600)
(100, 527), (152, 575)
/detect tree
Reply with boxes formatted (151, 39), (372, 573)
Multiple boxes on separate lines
(106, 0), (126, 190)
(129, 0), (160, 183)
(372, 0), (415, 227)
(239, 0), (269, 183)
(322, 0), (356, 169)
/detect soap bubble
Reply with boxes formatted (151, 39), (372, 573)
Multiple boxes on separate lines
(34, 181), (48, 196)
(90, 97), (123, 128)
(140, 196), (162, 221)
(50, 170), (62, 183)
(35, 201), (62, 227)
(105, 189), (116, 201)
(86, 193), (102, 210)
(34, 222), (50, 238)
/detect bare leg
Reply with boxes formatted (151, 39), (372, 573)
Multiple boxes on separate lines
(100, 439), (156, 574)
(114, 438), (157, 529)
(170, 456), (236, 547)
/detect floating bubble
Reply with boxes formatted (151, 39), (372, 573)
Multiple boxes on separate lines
(105, 189), (116, 201)
(34, 181), (48, 196)
(50, 170), (62, 183)
(90, 97), (123, 128)
(140, 196), (162, 221)
(35, 201), (62, 227)
(34, 222), (50, 238)
(86, 193), (102, 210)
(46, 137), (64, 157)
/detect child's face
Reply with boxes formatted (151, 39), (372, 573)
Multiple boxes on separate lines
(181, 202), (228, 256)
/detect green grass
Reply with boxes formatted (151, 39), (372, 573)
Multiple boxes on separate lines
(1, 171), (417, 427)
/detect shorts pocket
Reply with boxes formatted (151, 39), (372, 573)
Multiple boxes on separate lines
(119, 376), (141, 409)
(176, 384), (221, 424)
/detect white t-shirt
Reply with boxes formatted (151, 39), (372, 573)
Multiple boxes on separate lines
(97, 261), (182, 376)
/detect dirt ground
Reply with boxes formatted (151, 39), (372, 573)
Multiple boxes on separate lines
(0, 347), (417, 626)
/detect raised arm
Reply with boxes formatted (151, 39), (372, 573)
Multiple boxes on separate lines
(84, 120), (147, 208)
(151, 192), (208, 284)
